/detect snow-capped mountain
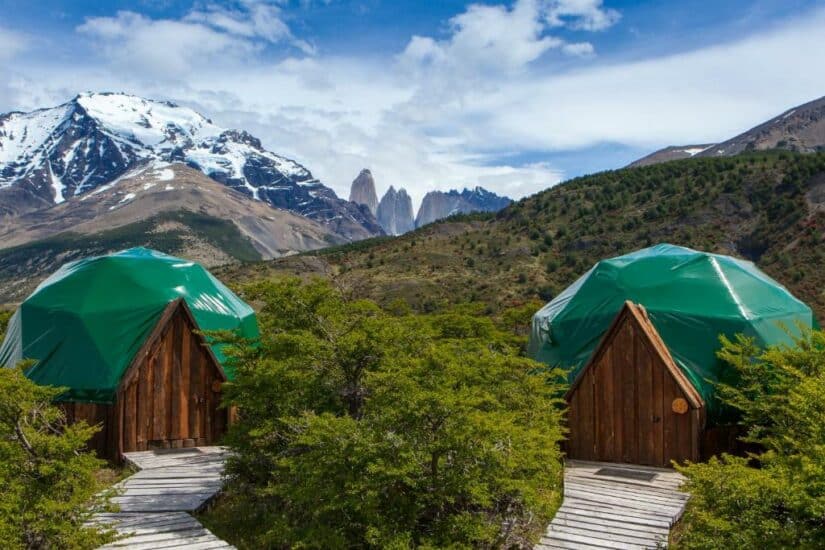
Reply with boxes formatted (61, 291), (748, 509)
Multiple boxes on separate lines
(0, 92), (381, 238)
(415, 187), (512, 228)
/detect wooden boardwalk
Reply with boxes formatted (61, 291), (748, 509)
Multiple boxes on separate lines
(93, 447), (234, 549)
(536, 460), (689, 549)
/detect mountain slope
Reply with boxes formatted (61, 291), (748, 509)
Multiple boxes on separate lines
(700, 95), (825, 157)
(0, 163), (347, 302)
(628, 144), (714, 167)
(0, 92), (380, 239)
(631, 94), (825, 167)
(214, 151), (825, 321)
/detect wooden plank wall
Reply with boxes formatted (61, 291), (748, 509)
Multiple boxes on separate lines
(567, 314), (700, 467)
(61, 402), (112, 458)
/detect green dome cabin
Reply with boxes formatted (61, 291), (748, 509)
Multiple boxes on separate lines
(528, 244), (815, 467)
(0, 248), (259, 459)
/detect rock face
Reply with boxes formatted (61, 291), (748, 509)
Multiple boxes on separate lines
(0, 92), (381, 240)
(415, 187), (512, 228)
(349, 169), (379, 215)
(629, 94), (825, 167)
(376, 186), (415, 235)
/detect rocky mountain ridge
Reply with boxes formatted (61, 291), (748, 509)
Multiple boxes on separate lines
(348, 169), (378, 215)
(0, 162), (348, 301)
(630, 94), (825, 167)
(348, 170), (512, 235)
(629, 144), (714, 167)
(415, 187), (512, 228)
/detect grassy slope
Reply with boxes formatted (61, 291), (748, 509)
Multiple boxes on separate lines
(218, 151), (825, 320)
(0, 210), (262, 304)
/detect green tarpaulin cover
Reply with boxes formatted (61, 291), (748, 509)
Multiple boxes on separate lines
(0, 248), (259, 404)
(528, 244), (814, 422)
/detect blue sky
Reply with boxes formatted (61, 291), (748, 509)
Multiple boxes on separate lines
(1, 0), (824, 205)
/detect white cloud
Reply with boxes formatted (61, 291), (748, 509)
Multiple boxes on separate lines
(0, 27), (27, 62)
(544, 0), (621, 31)
(398, 0), (614, 77)
(451, 6), (825, 153)
(185, 1), (316, 54)
(78, 11), (257, 76)
(77, 1), (313, 78)
(4, 2), (825, 212)
(561, 41), (595, 56)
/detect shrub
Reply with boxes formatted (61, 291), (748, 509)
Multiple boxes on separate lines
(674, 330), (825, 549)
(207, 278), (566, 548)
(0, 366), (114, 549)
(0, 310), (11, 341)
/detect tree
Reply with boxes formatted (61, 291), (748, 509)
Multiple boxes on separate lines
(674, 330), (825, 549)
(0, 365), (114, 549)
(209, 278), (566, 548)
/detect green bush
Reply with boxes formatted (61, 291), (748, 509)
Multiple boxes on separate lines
(674, 330), (825, 549)
(0, 366), (114, 549)
(204, 278), (566, 548)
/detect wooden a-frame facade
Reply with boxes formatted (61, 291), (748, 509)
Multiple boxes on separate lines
(565, 301), (706, 467)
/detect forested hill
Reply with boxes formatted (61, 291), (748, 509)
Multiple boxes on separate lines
(218, 151), (825, 321)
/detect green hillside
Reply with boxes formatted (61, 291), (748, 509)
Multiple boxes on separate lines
(218, 151), (825, 320)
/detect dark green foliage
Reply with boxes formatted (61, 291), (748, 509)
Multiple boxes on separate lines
(0, 366), (114, 549)
(674, 330), (825, 549)
(202, 278), (566, 548)
(0, 310), (11, 341)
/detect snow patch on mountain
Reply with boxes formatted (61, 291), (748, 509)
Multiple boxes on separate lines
(681, 146), (712, 156)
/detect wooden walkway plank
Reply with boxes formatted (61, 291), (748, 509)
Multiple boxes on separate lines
(93, 447), (235, 549)
(535, 460), (688, 549)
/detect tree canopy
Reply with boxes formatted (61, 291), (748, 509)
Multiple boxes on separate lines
(0, 365), (114, 549)
(203, 278), (566, 548)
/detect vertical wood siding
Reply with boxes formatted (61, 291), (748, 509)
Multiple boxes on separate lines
(566, 305), (702, 467)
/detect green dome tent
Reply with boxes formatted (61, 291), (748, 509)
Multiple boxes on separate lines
(0, 248), (259, 404)
(528, 243), (815, 422)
